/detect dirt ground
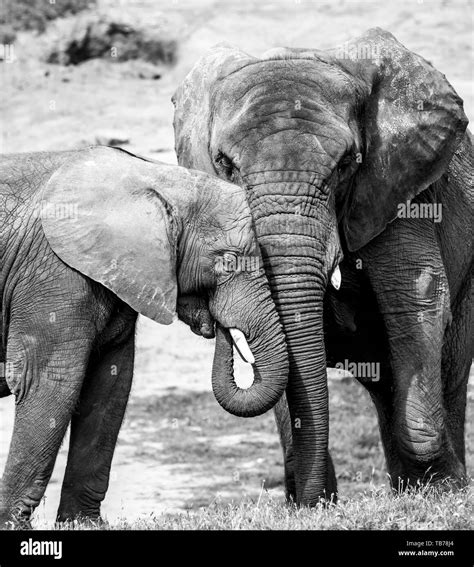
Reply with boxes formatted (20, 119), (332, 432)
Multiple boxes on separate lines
(0, 0), (472, 526)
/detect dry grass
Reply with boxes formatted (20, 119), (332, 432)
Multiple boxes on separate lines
(47, 485), (473, 531)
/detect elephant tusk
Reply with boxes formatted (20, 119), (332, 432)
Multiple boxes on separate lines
(330, 265), (341, 290)
(229, 328), (255, 365)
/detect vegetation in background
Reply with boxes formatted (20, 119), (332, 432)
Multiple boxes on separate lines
(0, 0), (179, 66)
(45, 15), (178, 66)
(0, 0), (95, 34)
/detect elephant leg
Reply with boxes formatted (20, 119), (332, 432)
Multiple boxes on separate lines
(324, 264), (394, 498)
(359, 218), (465, 488)
(442, 367), (469, 469)
(325, 295), (404, 486)
(441, 276), (472, 467)
(274, 393), (337, 502)
(328, 274), (467, 489)
(325, 299), (405, 486)
(57, 321), (136, 522)
(365, 381), (406, 485)
(0, 327), (90, 527)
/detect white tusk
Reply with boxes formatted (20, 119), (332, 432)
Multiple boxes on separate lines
(229, 328), (255, 365)
(330, 265), (341, 290)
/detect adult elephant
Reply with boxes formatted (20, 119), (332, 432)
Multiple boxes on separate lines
(172, 28), (472, 506)
(0, 146), (289, 526)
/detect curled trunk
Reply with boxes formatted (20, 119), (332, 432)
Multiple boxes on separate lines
(210, 274), (289, 418)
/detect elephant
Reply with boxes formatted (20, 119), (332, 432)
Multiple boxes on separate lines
(0, 146), (289, 526)
(172, 27), (473, 506)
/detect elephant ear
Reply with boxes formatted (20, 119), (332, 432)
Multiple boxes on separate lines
(40, 146), (179, 324)
(172, 43), (255, 172)
(329, 28), (468, 251)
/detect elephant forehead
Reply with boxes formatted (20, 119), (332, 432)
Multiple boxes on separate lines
(211, 70), (356, 161)
(216, 59), (357, 109)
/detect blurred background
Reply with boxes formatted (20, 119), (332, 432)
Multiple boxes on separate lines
(0, 0), (472, 526)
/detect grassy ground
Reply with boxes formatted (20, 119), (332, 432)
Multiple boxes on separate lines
(57, 368), (473, 530)
(0, 0), (473, 530)
(85, 487), (473, 530)
(103, 361), (474, 529)
(27, 322), (474, 529)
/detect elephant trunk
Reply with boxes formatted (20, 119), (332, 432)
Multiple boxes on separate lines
(246, 175), (338, 505)
(277, 290), (329, 505)
(210, 272), (289, 418)
(265, 244), (330, 504)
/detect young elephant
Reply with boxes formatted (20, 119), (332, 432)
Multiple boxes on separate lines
(0, 146), (289, 526)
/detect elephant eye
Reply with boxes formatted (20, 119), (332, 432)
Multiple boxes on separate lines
(336, 154), (355, 180)
(214, 151), (234, 179)
(339, 153), (353, 170)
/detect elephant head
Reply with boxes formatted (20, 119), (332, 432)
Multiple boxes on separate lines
(172, 28), (468, 505)
(40, 146), (289, 417)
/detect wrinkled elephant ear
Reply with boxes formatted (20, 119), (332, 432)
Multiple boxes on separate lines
(41, 146), (179, 324)
(328, 28), (468, 251)
(172, 43), (254, 172)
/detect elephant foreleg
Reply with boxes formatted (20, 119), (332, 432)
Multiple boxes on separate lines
(0, 328), (88, 527)
(57, 321), (136, 523)
(441, 273), (472, 467)
(359, 217), (466, 488)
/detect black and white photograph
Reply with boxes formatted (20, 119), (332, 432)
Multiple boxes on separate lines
(0, 0), (472, 563)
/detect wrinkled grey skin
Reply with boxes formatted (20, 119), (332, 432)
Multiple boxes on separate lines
(173, 28), (473, 505)
(0, 146), (288, 526)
